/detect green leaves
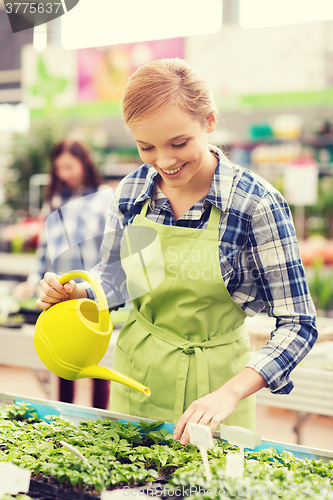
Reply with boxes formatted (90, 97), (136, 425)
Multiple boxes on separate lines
(0, 402), (39, 423)
(0, 406), (173, 493)
(0, 403), (332, 498)
(169, 447), (333, 499)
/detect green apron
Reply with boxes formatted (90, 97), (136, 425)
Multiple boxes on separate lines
(111, 199), (256, 430)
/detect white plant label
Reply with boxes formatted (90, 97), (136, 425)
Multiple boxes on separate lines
(0, 462), (31, 496)
(188, 422), (215, 482)
(225, 452), (244, 479)
(188, 422), (214, 449)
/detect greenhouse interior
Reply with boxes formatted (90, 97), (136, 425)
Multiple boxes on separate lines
(0, 0), (333, 498)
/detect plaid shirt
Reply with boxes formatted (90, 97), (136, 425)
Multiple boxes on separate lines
(87, 146), (318, 395)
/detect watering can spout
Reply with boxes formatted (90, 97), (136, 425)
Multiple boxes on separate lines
(77, 364), (151, 396)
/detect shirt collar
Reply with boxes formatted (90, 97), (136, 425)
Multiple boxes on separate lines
(133, 145), (234, 214)
(205, 145), (234, 213)
(133, 166), (159, 206)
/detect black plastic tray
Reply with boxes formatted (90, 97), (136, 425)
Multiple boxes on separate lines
(27, 476), (179, 500)
(29, 476), (99, 500)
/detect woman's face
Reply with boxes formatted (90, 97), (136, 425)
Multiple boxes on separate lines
(131, 105), (217, 191)
(54, 152), (85, 191)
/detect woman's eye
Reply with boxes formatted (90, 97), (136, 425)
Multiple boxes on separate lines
(139, 141), (187, 151)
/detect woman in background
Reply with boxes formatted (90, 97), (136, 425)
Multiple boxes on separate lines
(14, 139), (114, 409)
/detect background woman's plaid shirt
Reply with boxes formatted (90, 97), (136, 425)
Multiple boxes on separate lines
(87, 146), (318, 396)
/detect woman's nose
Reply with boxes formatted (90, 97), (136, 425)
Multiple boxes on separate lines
(155, 154), (177, 170)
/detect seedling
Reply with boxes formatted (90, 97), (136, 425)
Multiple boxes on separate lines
(188, 422), (215, 482)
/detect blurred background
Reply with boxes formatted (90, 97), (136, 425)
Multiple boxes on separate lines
(0, 0), (333, 448)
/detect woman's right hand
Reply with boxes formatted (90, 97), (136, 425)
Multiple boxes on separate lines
(36, 272), (87, 310)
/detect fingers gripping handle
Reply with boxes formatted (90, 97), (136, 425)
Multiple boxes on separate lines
(59, 270), (110, 333)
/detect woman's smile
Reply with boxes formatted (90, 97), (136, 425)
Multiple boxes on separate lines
(159, 162), (187, 177)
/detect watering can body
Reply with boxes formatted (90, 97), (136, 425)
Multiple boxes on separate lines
(34, 297), (112, 380)
(34, 271), (150, 396)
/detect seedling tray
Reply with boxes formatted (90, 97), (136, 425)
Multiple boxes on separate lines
(28, 476), (99, 500)
(1, 391), (333, 500)
(19, 491), (61, 500)
(27, 477), (177, 500)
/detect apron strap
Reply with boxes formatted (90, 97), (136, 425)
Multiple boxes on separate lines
(140, 199), (150, 217)
(132, 308), (247, 421)
(126, 199), (149, 256)
(207, 203), (221, 230)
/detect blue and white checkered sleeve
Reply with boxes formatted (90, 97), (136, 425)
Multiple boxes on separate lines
(84, 187), (128, 310)
(245, 189), (318, 394)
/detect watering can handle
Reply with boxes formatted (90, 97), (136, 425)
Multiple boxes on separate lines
(58, 270), (110, 333)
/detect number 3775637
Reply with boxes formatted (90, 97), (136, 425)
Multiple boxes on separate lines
(5, 2), (62, 14)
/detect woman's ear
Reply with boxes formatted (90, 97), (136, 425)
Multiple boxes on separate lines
(207, 114), (217, 133)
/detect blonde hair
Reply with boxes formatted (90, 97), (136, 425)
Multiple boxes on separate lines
(122, 58), (217, 128)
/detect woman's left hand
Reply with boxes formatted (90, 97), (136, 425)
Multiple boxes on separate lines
(172, 385), (239, 445)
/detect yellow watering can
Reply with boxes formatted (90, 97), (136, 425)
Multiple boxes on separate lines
(34, 270), (150, 396)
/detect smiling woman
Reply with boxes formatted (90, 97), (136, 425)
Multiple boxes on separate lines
(37, 58), (318, 449)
